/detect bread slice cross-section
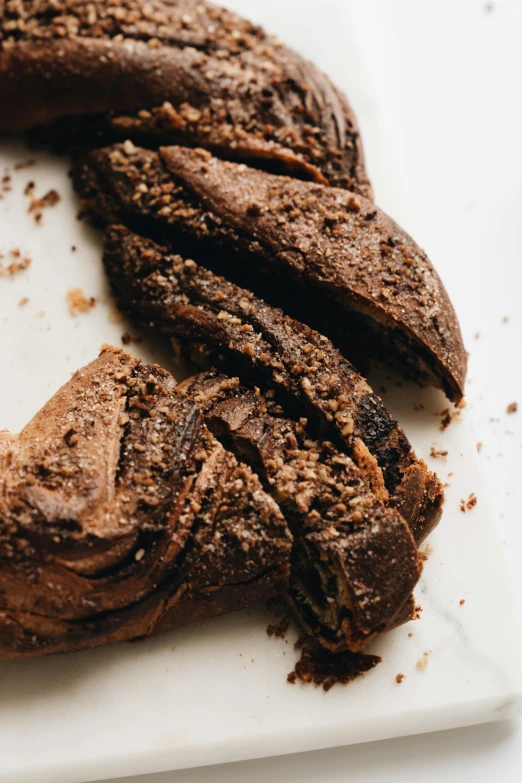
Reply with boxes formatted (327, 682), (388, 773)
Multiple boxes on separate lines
(102, 225), (444, 542)
(74, 143), (466, 400)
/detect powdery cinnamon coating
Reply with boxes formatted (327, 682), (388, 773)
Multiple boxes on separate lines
(74, 143), (466, 400)
(0, 0), (371, 195)
(103, 226), (444, 542)
(0, 346), (291, 659)
(178, 371), (422, 652)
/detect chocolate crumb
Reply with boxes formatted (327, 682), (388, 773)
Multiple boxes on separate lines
(71, 245), (77, 253)
(396, 673), (405, 684)
(24, 181), (35, 196)
(266, 616), (291, 639)
(28, 188), (61, 223)
(121, 331), (142, 346)
(67, 288), (95, 315)
(287, 642), (380, 691)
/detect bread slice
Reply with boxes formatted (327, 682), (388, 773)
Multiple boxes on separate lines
(102, 225), (444, 542)
(0, 0), (370, 195)
(0, 347), (291, 659)
(179, 370), (422, 652)
(74, 143), (466, 400)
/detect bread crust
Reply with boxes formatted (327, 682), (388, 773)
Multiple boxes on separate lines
(0, 0), (371, 194)
(102, 225), (444, 542)
(74, 142), (466, 400)
(0, 347), (291, 659)
(179, 370), (422, 652)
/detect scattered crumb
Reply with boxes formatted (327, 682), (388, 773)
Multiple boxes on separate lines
(413, 403), (425, 412)
(460, 493), (477, 513)
(28, 188), (61, 223)
(67, 288), (95, 315)
(408, 632), (413, 638)
(456, 399), (467, 410)
(14, 159), (35, 170)
(287, 643), (381, 692)
(430, 447), (448, 460)
(436, 406), (462, 431)
(419, 543), (434, 562)
(121, 331), (142, 346)
(459, 599), (466, 606)
(0, 250), (31, 277)
(502, 315), (509, 323)
(414, 604), (423, 620)
(266, 616), (291, 639)
(476, 442), (482, 453)
(396, 673), (405, 684)
(24, 181), (35, 196)
(416, 652), (430, 671)
(18, 297), (29, 307)
(71, 245), (77, 252)
(507, 402), (517, 414)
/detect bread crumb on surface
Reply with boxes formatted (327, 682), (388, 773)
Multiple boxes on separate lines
(121, 331), (142, 345)
(396, 673), (405, 684)
(67, 288), (95, 315)
(287, 643), (380, 692)
(18, 297), (29, 307)
(476, 442), (483, 453)
(266, 616), (291, 639)
(459, 599), (466, 606)
(28, 188), (61, 223)
(460, 493), (477, 513)
(416, 651), (430, 671)
(430, 447), (448, 460)
(507, 402), (517, 414)
(419, 542), (434, 561)
(0, 250), (31, 277)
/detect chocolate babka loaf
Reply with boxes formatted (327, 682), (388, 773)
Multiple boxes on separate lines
(179, 370), (422, 652)
(0, 347), (292, 659)
(102, 225), (444, 542)
(74, 143), (466, 400)
(0, 0), (371, 194)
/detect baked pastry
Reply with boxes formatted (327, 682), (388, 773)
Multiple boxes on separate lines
(74, 143), (466, 400)
(0, 346), (292, 659)
(102, 225), (444, 542)
(179, 370), (422, 652)
(0, 0), (371, 195)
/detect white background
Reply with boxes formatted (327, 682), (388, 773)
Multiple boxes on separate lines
(99, 1), (522, 781)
